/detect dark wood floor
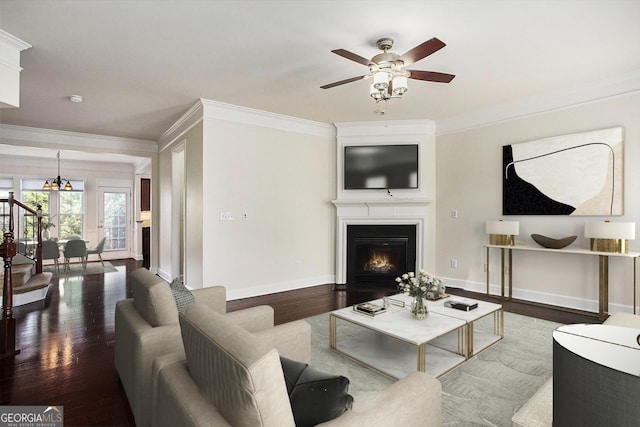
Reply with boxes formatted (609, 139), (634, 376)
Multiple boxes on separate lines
(1, 259), (600, 426)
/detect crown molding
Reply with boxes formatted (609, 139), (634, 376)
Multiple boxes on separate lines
(199, 99), (336, 138)
(0, 30), (32, 52)
(437, 69), (640, 135)
(158, 98), (336, 149)
(157, 101), (204, 151)
(0, 124), (157, 155)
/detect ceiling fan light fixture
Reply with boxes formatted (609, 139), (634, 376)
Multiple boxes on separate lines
(370, 84), (383, 100)
(372, 71), (390, 90)
(392, 75), (408, 95)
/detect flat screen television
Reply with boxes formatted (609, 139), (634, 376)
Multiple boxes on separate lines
(344, 144), (419, 190)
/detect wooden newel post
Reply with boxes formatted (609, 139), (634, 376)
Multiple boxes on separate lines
(1, 234), (19, 357)
(1, 192), (20, 357)
(35, 204), (43, 273)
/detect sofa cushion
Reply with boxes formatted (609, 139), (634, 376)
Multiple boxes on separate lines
(131, 269), (178, 327)
(179, 304), (295, 427)
(280, 356), (353, 427)
(169, 276), (195, 312)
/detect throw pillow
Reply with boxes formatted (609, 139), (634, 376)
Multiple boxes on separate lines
(280, 356), (353, 427)
(169, 276), (195, 312)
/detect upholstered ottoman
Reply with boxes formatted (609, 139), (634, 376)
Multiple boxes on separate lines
(511, 378), (552, 427)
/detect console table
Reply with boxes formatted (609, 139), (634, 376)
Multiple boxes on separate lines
(485, 244), (639, 320)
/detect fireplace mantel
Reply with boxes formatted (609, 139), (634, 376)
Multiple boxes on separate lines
(333, 197), (432, 286)
(332, 198), (432, 207)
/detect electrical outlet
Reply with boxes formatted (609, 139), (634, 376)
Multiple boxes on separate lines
(451, 209), (458, 219)
(219, 211), (235, 221)
(450, 259), (458, 268)
(242, 212), (248, 221)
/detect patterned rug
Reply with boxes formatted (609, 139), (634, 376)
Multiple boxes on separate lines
(44, 261), (118, 276)
(307, 311), (559, 426)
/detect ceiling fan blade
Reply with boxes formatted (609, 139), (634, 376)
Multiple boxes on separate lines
(399, 38), (446, 66)
(320, 75), (367, 89)
(331, 49), (373, 66)
(408, 70), (455, 83)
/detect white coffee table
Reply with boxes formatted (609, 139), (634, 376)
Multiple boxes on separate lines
(425, 296), (504, 358)
(329, 295), (503, 379)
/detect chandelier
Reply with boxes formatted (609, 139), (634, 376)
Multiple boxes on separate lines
(43, 151), (73, 191)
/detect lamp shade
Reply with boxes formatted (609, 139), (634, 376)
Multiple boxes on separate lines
(392, 75), (408, 94)
(584, 222), (635, 240)
(373, 71), (390, 90)
(486, 220), (520, 235)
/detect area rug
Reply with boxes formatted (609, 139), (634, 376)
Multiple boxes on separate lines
(44, 261), (118, 276)
(307, 311), (559, 426)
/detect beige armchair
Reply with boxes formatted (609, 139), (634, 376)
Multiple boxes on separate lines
(114, 268), (297, 427)
(152, 303), (441, 427)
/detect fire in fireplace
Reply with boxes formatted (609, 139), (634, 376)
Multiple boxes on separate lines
(363, 249), (397, 272)
(346, 225), (417, 288)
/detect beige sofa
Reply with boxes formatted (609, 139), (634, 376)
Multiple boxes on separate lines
(115, 268), (310, 427)
(511, 312), (640, 427)
(152, 303), (442, 427)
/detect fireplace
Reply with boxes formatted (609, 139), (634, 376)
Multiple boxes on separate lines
(346, 224), (417, 288)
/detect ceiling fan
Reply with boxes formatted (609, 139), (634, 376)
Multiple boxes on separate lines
(320, 37), (455, 102)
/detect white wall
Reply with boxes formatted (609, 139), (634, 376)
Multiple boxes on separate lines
(201, 118), (336, 299)
(156, 100), (336, 298)
(436, 92), (640, 313)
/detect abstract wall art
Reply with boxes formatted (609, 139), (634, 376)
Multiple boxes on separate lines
(503, 127), (624, 216)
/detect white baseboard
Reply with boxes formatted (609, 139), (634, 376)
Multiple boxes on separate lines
(441, 276), (636, 315)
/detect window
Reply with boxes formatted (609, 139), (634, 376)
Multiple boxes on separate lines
(0, 178), (14, 233)
(21, 179), (85, 240)
(21, 190), (50, 241)
(59, 191), (83, 239)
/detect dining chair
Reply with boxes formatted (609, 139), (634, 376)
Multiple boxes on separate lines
(86, 237), (107, 266)
(64, 239), (87, 273)
(42, 239), (61, 273)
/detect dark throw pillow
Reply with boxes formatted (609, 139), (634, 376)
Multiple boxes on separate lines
(169, 276), (195, 312)
(280, 356), (353, 427)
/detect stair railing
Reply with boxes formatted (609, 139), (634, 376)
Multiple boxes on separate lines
(1, 191), (43, 357)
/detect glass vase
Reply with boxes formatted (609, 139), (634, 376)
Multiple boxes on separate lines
(411, 296), (428, 320)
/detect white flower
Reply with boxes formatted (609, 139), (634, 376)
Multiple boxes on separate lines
(395, 277), (402, 283)
(408, 272), (415, 278)
(402, 273), (409, 280)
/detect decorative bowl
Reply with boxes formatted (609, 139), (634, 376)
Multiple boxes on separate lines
(531, 234), (577, 249)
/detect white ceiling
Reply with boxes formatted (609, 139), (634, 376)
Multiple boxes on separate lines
(1, 0), (640, 158)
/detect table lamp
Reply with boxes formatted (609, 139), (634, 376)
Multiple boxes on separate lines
(486, 220), (519, 246)
(584, 221), (635, 253)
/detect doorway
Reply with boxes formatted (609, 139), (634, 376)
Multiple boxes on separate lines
(98, 187), (131, 260)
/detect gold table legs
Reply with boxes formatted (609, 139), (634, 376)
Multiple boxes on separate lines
(486, 247), (512, 300)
